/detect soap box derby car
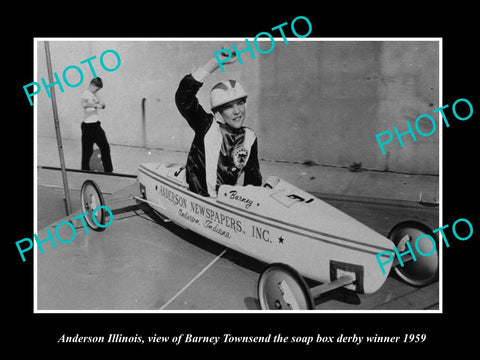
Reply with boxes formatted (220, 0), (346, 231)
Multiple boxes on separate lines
(80, 162), (439, 310)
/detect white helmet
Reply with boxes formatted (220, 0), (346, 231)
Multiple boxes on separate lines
(210, 80), (248, 112)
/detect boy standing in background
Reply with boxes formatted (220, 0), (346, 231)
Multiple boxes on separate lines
(80, 77), (113, 173)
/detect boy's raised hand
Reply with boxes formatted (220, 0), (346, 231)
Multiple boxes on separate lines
(195, 45), (239, 80)
(210, 44), (239, 72)
(218, 45), (238, 65)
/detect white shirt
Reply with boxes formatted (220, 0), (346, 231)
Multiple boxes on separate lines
(81, 89), (101, 123)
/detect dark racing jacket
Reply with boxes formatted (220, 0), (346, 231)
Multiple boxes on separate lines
(175, 74), (262, 197)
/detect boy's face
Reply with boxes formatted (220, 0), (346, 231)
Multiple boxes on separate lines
(219, 98), (246, 129)
(89, 84), (101, 93)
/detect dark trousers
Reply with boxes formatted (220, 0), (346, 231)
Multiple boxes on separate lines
(81, 121), (113, 172)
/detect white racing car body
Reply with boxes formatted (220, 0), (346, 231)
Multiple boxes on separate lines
(137, 162), (395, 295)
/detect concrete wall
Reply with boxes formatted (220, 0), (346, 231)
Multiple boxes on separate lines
(36, 39), (439, 174)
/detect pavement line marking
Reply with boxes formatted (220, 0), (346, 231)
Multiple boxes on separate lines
(159, 249), (228, 310)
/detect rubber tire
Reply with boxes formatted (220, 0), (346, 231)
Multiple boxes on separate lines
(388, 220), (439, 287)
(80, 180), (106, 232)
(257, 263), (314, 310)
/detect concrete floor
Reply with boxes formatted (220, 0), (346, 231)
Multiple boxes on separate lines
(36, 169), (439, 311)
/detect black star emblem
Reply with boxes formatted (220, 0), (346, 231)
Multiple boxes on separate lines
(278, 236), (284, 244)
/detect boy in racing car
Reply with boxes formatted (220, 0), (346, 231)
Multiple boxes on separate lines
(175, 50), (262, 197)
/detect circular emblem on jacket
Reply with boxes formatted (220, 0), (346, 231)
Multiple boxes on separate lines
(231, 146), (249, 172)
